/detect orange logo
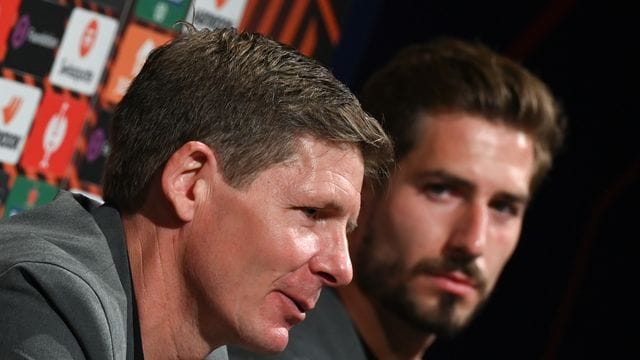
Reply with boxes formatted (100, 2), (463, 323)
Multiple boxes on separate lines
(102, 23), (172, 105)
(79, 19), (98, 57)
(215, 0), (229, 8)
(2, 96), (22, 125)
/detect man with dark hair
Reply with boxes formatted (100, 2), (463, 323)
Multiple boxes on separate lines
(229, 37), (565, 359)
(0, 28), (392, 359)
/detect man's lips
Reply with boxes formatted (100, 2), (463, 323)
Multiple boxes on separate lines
(412, 259), (486, 297)
(275, 289), (319, 326)
(429, 271), (478, 297)
(281, 291), (316, 313)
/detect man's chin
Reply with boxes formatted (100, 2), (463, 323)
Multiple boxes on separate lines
(384, 292), (476, 337)
(241, 328), (289, 354)
(418, 302), (482, 337)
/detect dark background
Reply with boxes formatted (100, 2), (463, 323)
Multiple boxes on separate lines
(332, 0), (638, 358)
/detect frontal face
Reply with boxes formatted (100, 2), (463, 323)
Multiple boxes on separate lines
(355, 112), (535, 336)
(186, 136), (363, 353)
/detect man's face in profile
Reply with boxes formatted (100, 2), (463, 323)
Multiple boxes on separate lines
(354, 112), (535, 336)
(185, 135), (364, 353)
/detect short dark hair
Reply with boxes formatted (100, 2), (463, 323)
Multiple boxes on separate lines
(360, 37), (566, 189)
(103, 28), (392, 212)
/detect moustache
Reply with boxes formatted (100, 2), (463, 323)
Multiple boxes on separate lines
(411, 258), (487, 292)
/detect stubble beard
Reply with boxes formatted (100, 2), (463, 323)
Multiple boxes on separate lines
(355, 231), (489, 338)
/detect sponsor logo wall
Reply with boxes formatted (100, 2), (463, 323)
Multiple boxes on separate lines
(0, 0), (348, 217)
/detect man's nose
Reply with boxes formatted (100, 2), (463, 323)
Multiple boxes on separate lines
(446, 202), (488, 259)
(309, 228), (353, 287)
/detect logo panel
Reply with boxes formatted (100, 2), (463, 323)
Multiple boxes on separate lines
(77, 108), (111, 185)
(85, 0), (126, 12)
(19, 90), (89, 177)
(0, 78), (43, 164)
(102, 23), (172, 105)
(0, 0), (21, 61)
(49, 7), (118, 95)
(135, 0), (190, 29)
(190, 0), (249, 30)
(3, 0), (70, 78)
(3, 175), (57, 218)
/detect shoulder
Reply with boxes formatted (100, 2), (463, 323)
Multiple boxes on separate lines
(0, 192), (128, 359)
(0, 191), (113, 276)
(0, 261), (122, 359)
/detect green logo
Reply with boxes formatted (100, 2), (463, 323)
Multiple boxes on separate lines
(3, 175), (57, 218)
(135, 0), (190, 29)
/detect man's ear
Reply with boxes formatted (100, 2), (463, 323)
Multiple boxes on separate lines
(161, 141), (217, 222)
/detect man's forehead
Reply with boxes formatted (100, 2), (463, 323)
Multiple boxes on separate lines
(398, 114), (534, 188)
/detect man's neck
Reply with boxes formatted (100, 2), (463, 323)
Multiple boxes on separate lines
(337, 283), (435, 360)
(122, 212), (212, 359)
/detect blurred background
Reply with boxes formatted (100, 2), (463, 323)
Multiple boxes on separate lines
(1, 0), (637, 358)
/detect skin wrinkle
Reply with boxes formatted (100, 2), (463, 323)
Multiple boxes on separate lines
(291, 140), (362, 235)
(157, 227), (178, 359)
(158, 227), (180, 359)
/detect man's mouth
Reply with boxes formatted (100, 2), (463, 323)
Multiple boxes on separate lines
(439, 271), (477, 287)
(429, 270), (478, 297)
(413, 259), (486, 296)
(284, 292), (314, 313)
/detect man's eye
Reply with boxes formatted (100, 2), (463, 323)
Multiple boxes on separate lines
(424, 183), (451, 198)
(490, 200), (520, 217)
(301, 207), (319, 218)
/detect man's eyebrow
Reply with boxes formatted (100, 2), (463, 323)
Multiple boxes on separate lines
(417, 170), (530, 203)
(416, 170), (475, 191)
(494, 192), (530, 206)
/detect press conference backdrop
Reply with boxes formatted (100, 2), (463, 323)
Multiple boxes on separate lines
(0, 0), (348, 218)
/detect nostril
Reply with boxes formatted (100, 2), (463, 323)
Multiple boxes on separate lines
(318, 271), (337, 285)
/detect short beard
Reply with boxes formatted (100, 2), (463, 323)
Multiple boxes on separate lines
(388, 284), (487, 338)
(355, 231), (488, 337)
